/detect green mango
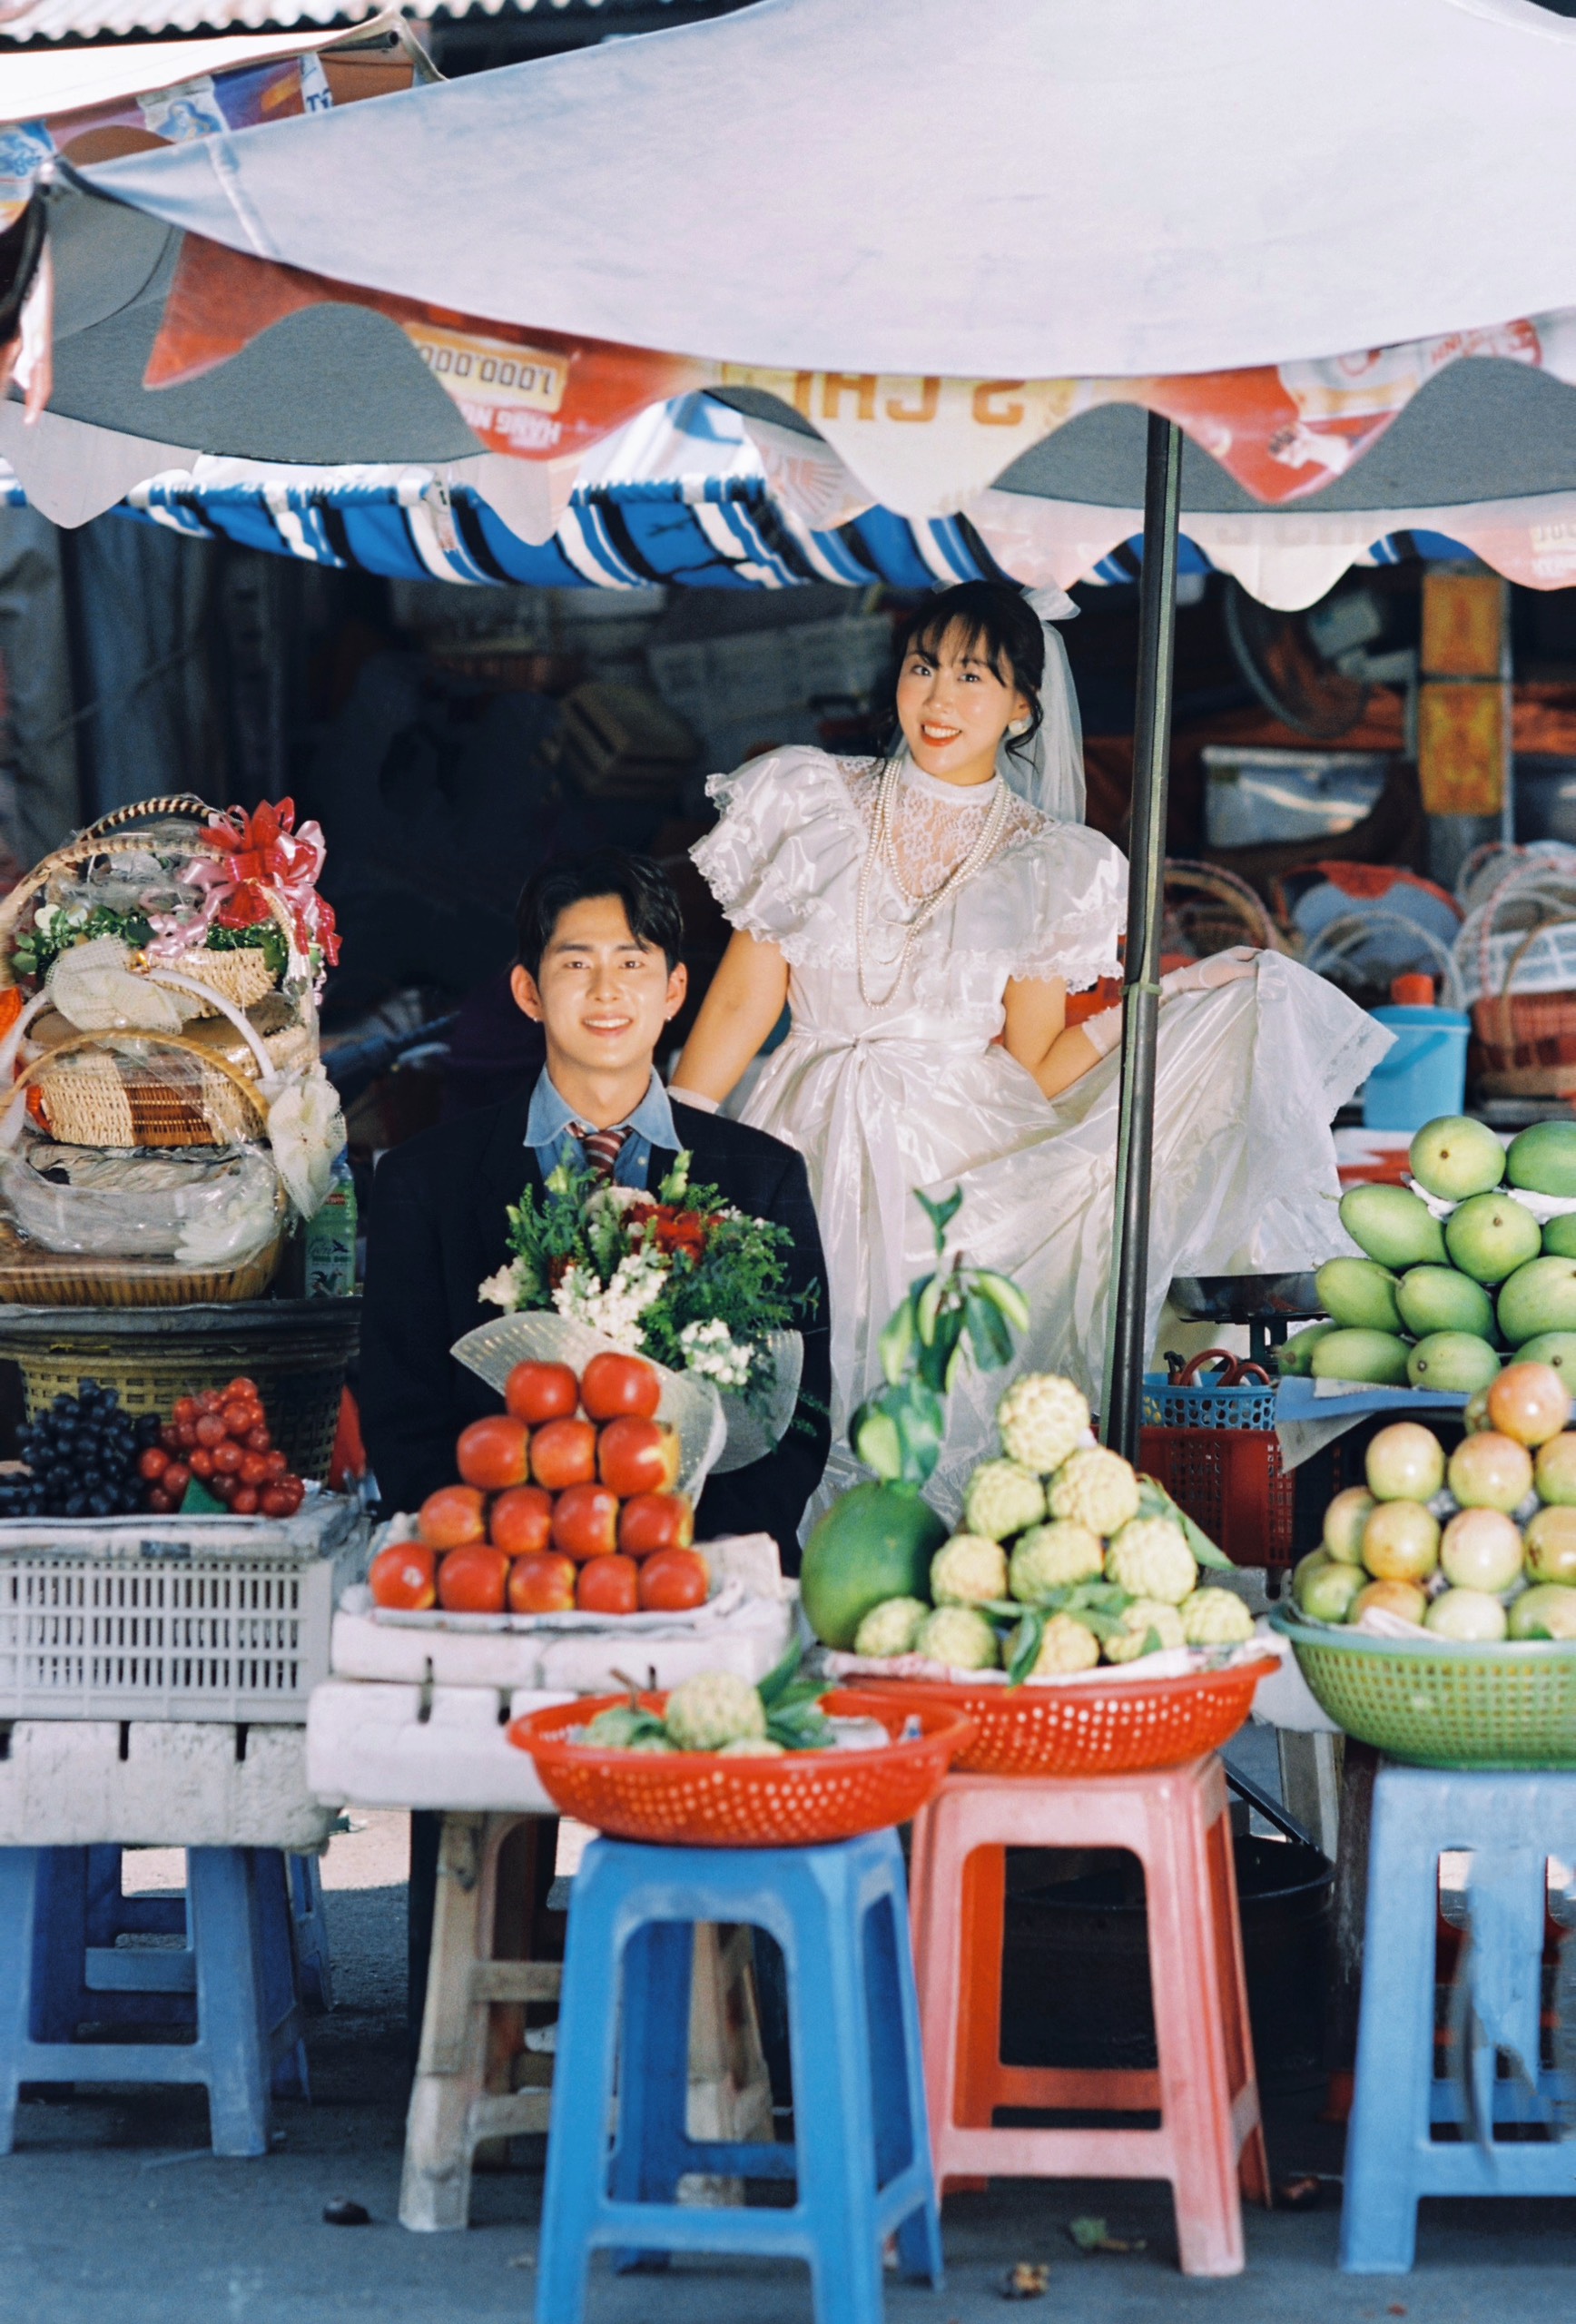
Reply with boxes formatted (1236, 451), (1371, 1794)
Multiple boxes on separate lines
(1409, 1115), (1505, 1201)
(1276, 1321), (1340, 1376)
(1404, 1333), (1502, 1393)
(1395, 1265), (1494, 1341)
(1542, 1214), (1576, 1259)
(1511, 1330), (1576, 1379)
(1338, 1183), (1447, 1270)
(1498, 1255), (1576, 1346)
(1444, 1191), (1542, 1285)
(1310, 1328), (1412, 1386)
(1507, 1119), (1576, 1199)
(1315, 1257), (1403, 1334)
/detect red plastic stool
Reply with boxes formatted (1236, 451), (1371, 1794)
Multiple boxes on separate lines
(908, 1756), (1269, 2277)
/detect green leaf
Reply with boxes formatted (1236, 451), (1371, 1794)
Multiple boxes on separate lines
(892, 1380), (947, 1485)
(1067, 1606), (1128, 1642)
(915, 1305), (965, 1393)
(879, 1295), (918, 1387)
(756, 1640), (808, 1710)
(852, 1400), (903, 1482)
(1135, 1472), (1233, 1570)
(963, 1287), (1014, 1373)
(1006, 1609), (1045, 1688)
(915, 1187), (964, 1253)
(1067, 2217), (1108, 2253)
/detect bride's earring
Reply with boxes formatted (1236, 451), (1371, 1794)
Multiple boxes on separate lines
(1008, 716), (1030, 736)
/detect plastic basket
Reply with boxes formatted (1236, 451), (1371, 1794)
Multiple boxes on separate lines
(849, 1659), (1276, 1777)
(1270, 1609), (1576, 1769)
(507, 1689), (974, 1846)
(0, 1493), (364, 1722)
(1140, 1423), (1296, 1567)
(0, 1298), (361, 1481)
(1142, 1371), (1277, 1430)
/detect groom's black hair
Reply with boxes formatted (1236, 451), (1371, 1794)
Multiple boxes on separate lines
(515, 850), (685, 980)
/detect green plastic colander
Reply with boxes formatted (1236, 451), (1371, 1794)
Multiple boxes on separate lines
(1270, 1608), (1576, 1770)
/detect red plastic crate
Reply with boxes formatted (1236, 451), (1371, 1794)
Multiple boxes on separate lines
(1139, 1423), (1296, 1569)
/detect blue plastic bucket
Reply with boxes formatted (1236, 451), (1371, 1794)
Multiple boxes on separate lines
(1361, 1004), (1471, 1131)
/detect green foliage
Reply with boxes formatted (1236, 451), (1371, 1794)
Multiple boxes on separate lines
(204, 920), (290, 981)
(11, 901), (153, 986)
(1134, 1473), (1232, 1570)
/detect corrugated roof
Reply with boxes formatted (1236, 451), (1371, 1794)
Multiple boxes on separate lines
(0, 0), (675, 44)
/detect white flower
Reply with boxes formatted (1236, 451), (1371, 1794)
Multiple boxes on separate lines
(679, 1315), (753, 1389)
(554, 1248), (669, 1349)
(588, 1184), (648, 1218)
(478, 1265), (520, 1313)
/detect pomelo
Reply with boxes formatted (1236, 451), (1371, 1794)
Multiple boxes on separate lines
(1523, 1503), (1576, 1585)
(1533, 1431), (1576, 1507)
(1361, 1498), (1440, 1581)
(1315, 1257), (1403, 1333)
(1498, 1256), (1576, 1345)
(799, 1482), (947, 1649)
(1409, 1116), (1504, 1201)
(1405, 1333), (1501, 1393)
(1425, 1588), (1508, 1641)
(1339, 1183), (1447, 1269)
(1310, 1328), (1411, 1386)
(1365, 1422), (1446, 1502)
(1506, 1119), (1576, 1199)
(1322, 1485), (1374, 1565)
(1485, 1358), (1572, 1446)
(1444, 1192), (1542, 1285)
(1352, 1577), (1428, 1625)
(1395, 1265), (1493, 1342)
(1297, 1561), (1365, 1623)
(1446, 1429), (1532, 1513)
(1439, 1507), (1524, 1593)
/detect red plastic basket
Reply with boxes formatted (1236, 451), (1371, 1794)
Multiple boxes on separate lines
(507, 1689), (976, 1847)
(849, 1659), (1277, 1777)
(1140, 1423), (1296, 1567)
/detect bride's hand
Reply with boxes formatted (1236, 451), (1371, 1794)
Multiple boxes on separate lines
(1160, 946), (1259, 999)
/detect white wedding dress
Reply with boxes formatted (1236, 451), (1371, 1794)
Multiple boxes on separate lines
(693, 745), (1390, 1520)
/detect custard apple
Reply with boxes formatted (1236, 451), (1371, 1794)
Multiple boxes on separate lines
(996, 1373), (1091, 1474)
(1047, 1446), (1141, 1536)
(1103, 1598), (1187, 1662)
(962, 1458), (1047, 1542)
(1008, 1521), (1105, 1603)
(665, 1669), (766, 1751)
(931, 1532), (1010, 1606)
(1178, 1587), (1256, 1647)
(1105, 1515), (1197, 1605)
(852, 1595), (931, 1658)
(1007, 1610), (1100, 1676)
(914, 1604), (1000, 1671)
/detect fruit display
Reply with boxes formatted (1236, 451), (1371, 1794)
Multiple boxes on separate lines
(563, 1655), (832, 1758)
(0, 1381), (162, 1518)
(369, 1353), (709, 1618)
(141, 1377), (305, 1516)
(1285, 1115), (1576, 1391)
(1292, 1362), (1576, 1641)
(809, 1371), (1256, 1679)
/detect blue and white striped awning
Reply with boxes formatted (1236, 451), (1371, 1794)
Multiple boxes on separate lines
(0, 392), (1479, 599)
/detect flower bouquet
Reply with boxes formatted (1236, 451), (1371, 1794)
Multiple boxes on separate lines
(462, 1149), (809, 1478)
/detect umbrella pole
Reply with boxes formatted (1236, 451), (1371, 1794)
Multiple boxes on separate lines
(1101, 414), (1184, 1461)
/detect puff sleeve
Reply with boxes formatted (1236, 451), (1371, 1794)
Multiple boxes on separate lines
(690, 747), (863, 966)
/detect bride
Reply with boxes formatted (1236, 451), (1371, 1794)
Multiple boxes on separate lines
(673, 580), (1387, 1518)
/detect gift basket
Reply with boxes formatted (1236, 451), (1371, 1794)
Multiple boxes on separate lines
(0, 794), (343, 1305)
(1276, 1364), (1576, 1767)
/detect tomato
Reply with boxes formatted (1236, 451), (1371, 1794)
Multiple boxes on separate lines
(437, 1543), (511, 1614)
(550, 1482), (621, 1561)
(194, 1412), (227, 1448)
(159, 1422), (182, 1453)
(456, 1413), (531, 1492)
(598, 1416), (681, 1498)
(196, 1390), (223, 1415)
(263, 1450), (288, 1481)
(240, 1452), (271, 1488)
(225, 1378), (261, 1402)
(575, 1552), (639, 1614)
(210, 1473), (237, 1503)
(505, 1361), (579, 1425)
(618, 1492), (694, 1558)
(506, 1549), (577, 1613)
(231, 1487), (260, 1516)
(637, 1546), (711, 1613)
(260, 1486), (292, 1518)
(221, 1402), (253, 1440)
(418, 1484), (488, 1550)
(146, 1488), (172, 1514)
(276, 1476), (305, 1514)
(212, 1438), (244, 1475)
(188, 1447), (216, 1482)
(530, 1417), (597, 1492)
(161, 1461), (191, 1499)
(489, 1484), (554, 1558)
(175, 1420), (198, 1450)
(138, 1446), (170, 1482)
(172, 1395), (199, 1427)
(245, 1425), (273, 1454)
(580, 1351), (661, 1423)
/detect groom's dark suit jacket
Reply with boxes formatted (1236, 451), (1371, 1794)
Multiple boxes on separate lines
(359, 1091), (832, 1571)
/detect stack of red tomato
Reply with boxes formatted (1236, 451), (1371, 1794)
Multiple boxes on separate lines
(369, 1352), (709, 1617)
(138, 1377), (307, 1518)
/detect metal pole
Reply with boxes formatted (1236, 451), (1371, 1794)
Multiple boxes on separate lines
(1101, 413), (1184, 1462)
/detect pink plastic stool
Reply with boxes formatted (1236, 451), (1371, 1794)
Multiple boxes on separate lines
(908, 1756), (1269, 2277)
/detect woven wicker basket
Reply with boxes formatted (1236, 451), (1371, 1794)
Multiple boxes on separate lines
(165, 939), (282, 1017)
(0, 1217), (283, 1306)
(1162, 862), (1288, 959)
(1467, 872), (1576, 1098)
(21, 1031), (270, 1152)
(0, 1297), (361, 1480)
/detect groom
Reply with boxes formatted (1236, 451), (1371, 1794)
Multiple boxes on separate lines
(360, 848), (831, 1571)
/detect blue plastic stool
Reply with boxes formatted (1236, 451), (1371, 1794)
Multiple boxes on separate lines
(1341, 1765), (1576, 2273)
(536, 1827), (942, 2324)
(82, 1846), (333, 2014)
(0, 1846), (310, 2157)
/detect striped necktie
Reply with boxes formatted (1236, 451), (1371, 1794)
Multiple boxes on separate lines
(569, 1121), (632, 1184)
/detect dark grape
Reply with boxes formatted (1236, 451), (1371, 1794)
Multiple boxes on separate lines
(62, 1492), (86, 1517)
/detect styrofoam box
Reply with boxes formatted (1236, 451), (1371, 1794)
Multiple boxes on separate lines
(0, 1493), (367, 1724)
(0, 1718), (336, 1848)
(308, 1680), (566, 1814)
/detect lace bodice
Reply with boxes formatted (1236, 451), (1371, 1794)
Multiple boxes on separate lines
(841, 758), (1049, 899)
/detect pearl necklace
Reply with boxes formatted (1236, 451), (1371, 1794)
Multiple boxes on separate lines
(855, 761), (1010, 1011)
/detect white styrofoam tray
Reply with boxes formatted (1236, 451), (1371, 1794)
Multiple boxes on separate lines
(307, 1679), (567, 1815)
(0, 1718), (336, 1847)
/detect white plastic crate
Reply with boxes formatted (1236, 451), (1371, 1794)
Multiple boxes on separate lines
(0, 1493), (367, 1724)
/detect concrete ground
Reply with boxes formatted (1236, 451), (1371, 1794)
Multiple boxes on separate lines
(3, 1800), (1574, 2324)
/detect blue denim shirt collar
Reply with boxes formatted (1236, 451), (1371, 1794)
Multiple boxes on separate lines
(525, 1068), (678, 1189)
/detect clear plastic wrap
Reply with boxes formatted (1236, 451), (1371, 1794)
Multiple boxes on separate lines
(0, 1137), (282, 1262)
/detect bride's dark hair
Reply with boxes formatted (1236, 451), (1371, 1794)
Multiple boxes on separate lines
(880, 581), (1046, 773)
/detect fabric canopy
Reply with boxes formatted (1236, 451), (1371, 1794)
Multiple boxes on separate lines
(79, 0), (1576, 379)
